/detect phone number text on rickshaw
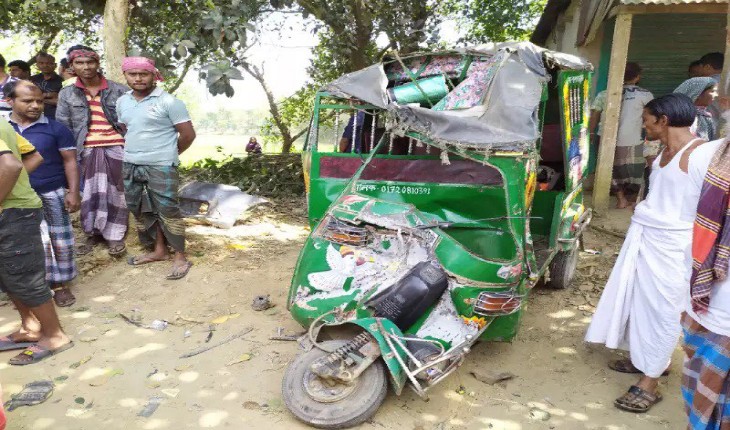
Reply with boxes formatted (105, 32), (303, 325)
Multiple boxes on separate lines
(356, 184), (432, 195)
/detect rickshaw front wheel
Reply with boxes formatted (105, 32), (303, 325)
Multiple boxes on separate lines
(282, 340), (388, 429)
(547, 244), (579, 290)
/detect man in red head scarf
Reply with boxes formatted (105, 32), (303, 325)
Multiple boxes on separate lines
(56, 45), (130, 258)
(117, 56), (196, 280)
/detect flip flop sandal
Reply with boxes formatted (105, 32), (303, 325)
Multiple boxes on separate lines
(614, 385), (663, 413)
(52, 288), (76, 307)
(9, 342), (75, 366)
(108, 242), (127, 257)
(166, 261), (193, 280)
(609, 359), (670, 376)
(0, 335), (34, 352)
(4, 380), (54, 411)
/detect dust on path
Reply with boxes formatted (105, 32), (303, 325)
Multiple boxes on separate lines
(2, 204), (684, 430)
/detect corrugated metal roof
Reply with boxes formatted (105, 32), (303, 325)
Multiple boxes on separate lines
(621, 0), (727, 4)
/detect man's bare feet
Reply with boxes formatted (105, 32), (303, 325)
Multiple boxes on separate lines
(127, 251), (170, 266)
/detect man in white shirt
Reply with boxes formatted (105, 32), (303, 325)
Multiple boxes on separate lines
(680, 127), (730, 429)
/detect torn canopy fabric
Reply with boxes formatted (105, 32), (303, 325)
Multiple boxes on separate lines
(321, 42), (592, 152)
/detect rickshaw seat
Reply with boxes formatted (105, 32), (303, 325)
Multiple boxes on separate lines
(540, 124), (563, 163)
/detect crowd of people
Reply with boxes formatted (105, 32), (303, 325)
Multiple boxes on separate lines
(585, 52), (730, 428)
(0, 45), (196, 377)
(589, 52), (723, 209)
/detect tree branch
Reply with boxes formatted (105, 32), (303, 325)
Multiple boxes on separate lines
(27, 29), (60, 65)
(167, 56), (194, 94)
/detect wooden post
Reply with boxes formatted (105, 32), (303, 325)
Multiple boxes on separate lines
(592, 13), (633, 211)
(720, 5), (730, 98)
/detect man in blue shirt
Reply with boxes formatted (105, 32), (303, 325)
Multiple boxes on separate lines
(7, 80), (80, 307)
(117, 57), (196, 280)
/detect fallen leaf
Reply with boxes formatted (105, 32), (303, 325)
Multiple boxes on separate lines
(226, 353), (252, 366)
(211, 313), (240, 324)
(70, 356), (92, 369)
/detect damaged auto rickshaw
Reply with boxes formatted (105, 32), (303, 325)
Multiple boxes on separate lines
(283, 42), (594, 429)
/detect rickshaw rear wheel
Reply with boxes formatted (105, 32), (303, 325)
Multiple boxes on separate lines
(282, 339), (388, 429)
(547, 243), (579, 289)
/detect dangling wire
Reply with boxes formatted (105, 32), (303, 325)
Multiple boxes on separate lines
(351, 109), (358, 154)
(370, 113), (376, 153)
(334, 111), (340, 152)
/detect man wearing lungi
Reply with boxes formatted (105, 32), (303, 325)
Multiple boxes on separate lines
(117, 57), (195, 280)
(56, 45), (129, 257)
(0, 118), (72, 364)
(680, 109), (730, 429)
(585, 94), (706, 413)
(7, 80), (79, 307)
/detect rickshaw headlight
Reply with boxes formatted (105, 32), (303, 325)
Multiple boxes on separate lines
(473, 291), (523, 316)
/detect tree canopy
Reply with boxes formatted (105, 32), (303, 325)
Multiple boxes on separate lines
(0, 0), (547, 152)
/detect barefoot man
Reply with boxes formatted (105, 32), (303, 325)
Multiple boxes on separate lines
(117, 57), (195, 280)
(0, 118), (72, 364)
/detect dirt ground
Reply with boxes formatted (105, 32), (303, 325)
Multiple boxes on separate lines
(1, 199), (686, 430)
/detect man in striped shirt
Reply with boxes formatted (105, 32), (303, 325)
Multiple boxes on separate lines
(57, 46), (129, 257)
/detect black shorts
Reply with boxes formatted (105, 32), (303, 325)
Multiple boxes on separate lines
(0, 208), (51, 307)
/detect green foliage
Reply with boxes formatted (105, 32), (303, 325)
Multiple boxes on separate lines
(181, 153), (305, 197)
(441, 0), (547, 43)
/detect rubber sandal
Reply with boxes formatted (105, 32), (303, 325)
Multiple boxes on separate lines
(608, 359), (670, 376)
(3, 380), (54, 411)
(9, 341), (74, 366)
(52, 288), (76, 308)
(614, 385), (662, 413)
(107, 242), (127, 257)
(166, 261), (193, 280)
(0, 335), (34, 352)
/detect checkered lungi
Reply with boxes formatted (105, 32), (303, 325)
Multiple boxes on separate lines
(122, 163), (186, 252)
(682, 312), (730, 429)
(80, 146), (128, 241)
(39, 187), (77, 284)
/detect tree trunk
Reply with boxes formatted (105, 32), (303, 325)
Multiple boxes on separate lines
(27, 29), (60, 66)
(242, 63), (296, 153)
(103, 0), (130, 83)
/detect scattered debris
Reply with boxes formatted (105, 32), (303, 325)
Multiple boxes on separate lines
(226, 353), (252, 366)
(180, 327), (254, 359)
(174, 364), (192, 372)
(179, 181), (268, 229)
(149, 320), (169, 331)
(269, 327), (305, 341)
(54, 376), (69, 383)
(69, 356), (92, 369)
(242, 401), (260, 410)
(177, 316), (206, 325)
(529, 407), (551, 421)
(119, 312), (144, 328)
(138, 396), (163, 418)
(251, 295), (273, 311)
(183, 330), (192, 339)
(470, 369), (516, 385)
(161, 388), (180, 398)
(589, 224), (626, 239)
(74, 397), (85, 405)
(79, 336), (98, 343)
(455, 385), (466, 395)
(4, 380), (54, 411)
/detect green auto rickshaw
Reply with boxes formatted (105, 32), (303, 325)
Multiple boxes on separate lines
(283, 42), (594, 429)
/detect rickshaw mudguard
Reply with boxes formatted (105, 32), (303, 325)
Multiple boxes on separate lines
(334, 318), (409, 396)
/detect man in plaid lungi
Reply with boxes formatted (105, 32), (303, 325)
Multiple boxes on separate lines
(117, 57), (195, 280)
(7, 80), (79, 307)
(679, 125), (730, 429)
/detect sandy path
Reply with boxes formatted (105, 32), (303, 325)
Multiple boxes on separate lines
(1, 207), (683, 430)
